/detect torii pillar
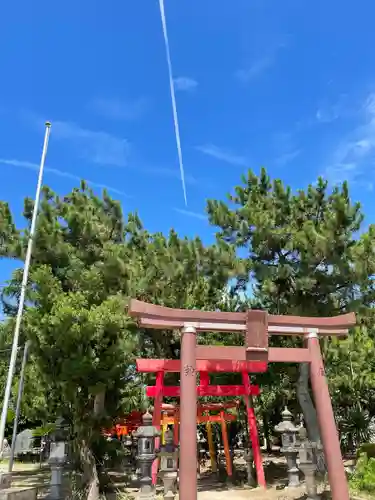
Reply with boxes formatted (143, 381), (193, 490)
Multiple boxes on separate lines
(179, 325), (197, 500)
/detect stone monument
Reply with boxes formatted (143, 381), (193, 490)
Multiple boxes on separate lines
(275, 407), (300, 488)
(134, 411), (160, 500)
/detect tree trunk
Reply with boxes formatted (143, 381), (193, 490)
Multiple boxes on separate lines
(94, 390), (105, 415)
(297, 363), (320, 441)
(81, 441), (100, 500)
(78, 389), (106, 500)
(296, 363), (326, 473)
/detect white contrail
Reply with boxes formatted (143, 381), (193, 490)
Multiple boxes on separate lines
(158, 0), (188, 206)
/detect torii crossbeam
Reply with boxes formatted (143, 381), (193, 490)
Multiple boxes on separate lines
(128, 299), (355, 500)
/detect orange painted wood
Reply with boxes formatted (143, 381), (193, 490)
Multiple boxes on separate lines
(161, 402), (239, 412)
(162, 414), (237, 424)
(220, 411), (232, 477)
(173, 408), (179, 445)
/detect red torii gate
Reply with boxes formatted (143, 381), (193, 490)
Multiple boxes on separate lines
(129, 299), (356, 500)
(138, 358), (264, 485)
(161, 401), (240, 478)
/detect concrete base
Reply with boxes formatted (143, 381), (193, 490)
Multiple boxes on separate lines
(0, 487), (37, 500)
(0, 474), (12, 490)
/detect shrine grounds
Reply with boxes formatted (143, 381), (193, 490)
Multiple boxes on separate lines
(0, 453), (370, 500)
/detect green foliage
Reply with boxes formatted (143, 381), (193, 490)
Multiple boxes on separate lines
(32, 423), (56, 438)
(357, 444), (375, 459)
(1, 167), (375, 493)
(0, 201), (19, 258)
(0, 182), (235, 494)
(326, 327), (375, 451)
(207, 168), (367, 316)
(350, 453), (375, 493)
(207, 167), (375, 447)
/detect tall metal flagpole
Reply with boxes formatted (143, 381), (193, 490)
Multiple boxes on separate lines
(0, 122), (51, 455)
(8, 340), (30, 472)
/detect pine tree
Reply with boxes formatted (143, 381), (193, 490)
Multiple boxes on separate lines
(207, 168), (375, 448)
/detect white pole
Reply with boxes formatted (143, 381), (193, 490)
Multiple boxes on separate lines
(8, 341), (30, 472)
(0, 122), (51, 456)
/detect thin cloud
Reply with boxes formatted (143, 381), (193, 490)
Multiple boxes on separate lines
(173, 77), (198, 92)
(89, 97), (148, 121)
(275, 149), (301, 166)
(235, 39), (288, 83)
(0, 158), (130, 197)
(21, 112), (130, 167)
(52, 120), (130, 167)
(174, 208), (207, 221)
(316, 107), (340, 124)
(325, 93), (375, 184)
(235, 55), (274, 83)
(196, 144), (248, 167)
(145, 166), (197, 186)
(316, 94), (350, 123)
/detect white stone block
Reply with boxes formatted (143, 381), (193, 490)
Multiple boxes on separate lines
(0, 487), (37, 500)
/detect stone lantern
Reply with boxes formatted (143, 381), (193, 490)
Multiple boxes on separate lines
(47, 417), (70, 500)
(156, 429), (179, 499)
(298, 427), (320, 500)
(274, 407), (300, 487)
(134, 411), (160, 500)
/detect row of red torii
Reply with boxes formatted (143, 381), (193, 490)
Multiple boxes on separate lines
(129, 299), (356, 500)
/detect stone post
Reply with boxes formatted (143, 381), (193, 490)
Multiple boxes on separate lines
(156, 429), (179, 500)
(275, 407), (299, 488)
(47, 418), (69, 500)
(196, 431), (206, 480)
(131, 433), (140, 481)
(123, 435), (134, 480)
(134, 411), (160, 500)
(298, 427), (320, 500)
(244, 447), (256, 488)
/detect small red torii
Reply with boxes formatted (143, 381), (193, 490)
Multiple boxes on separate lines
(137, 358), (265, 487)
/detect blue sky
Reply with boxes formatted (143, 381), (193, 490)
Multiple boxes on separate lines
(2, 0), (375, 293)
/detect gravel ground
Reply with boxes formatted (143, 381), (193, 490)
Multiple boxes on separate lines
(0, 455), (367, 500)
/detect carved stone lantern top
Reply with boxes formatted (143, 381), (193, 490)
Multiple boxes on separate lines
(124, 435), (133, 447)
(275, 406), (299, 452)
(157, 429), (179, 477)
(143, 411), (152, 426)
(49, 418), (69, 466)
(157, 429), (178, 456)
(275, 407), (298, 432)
(134, 411), (160, 439)
(164, 429), (175, 447)
(52, 417), (69, 443)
